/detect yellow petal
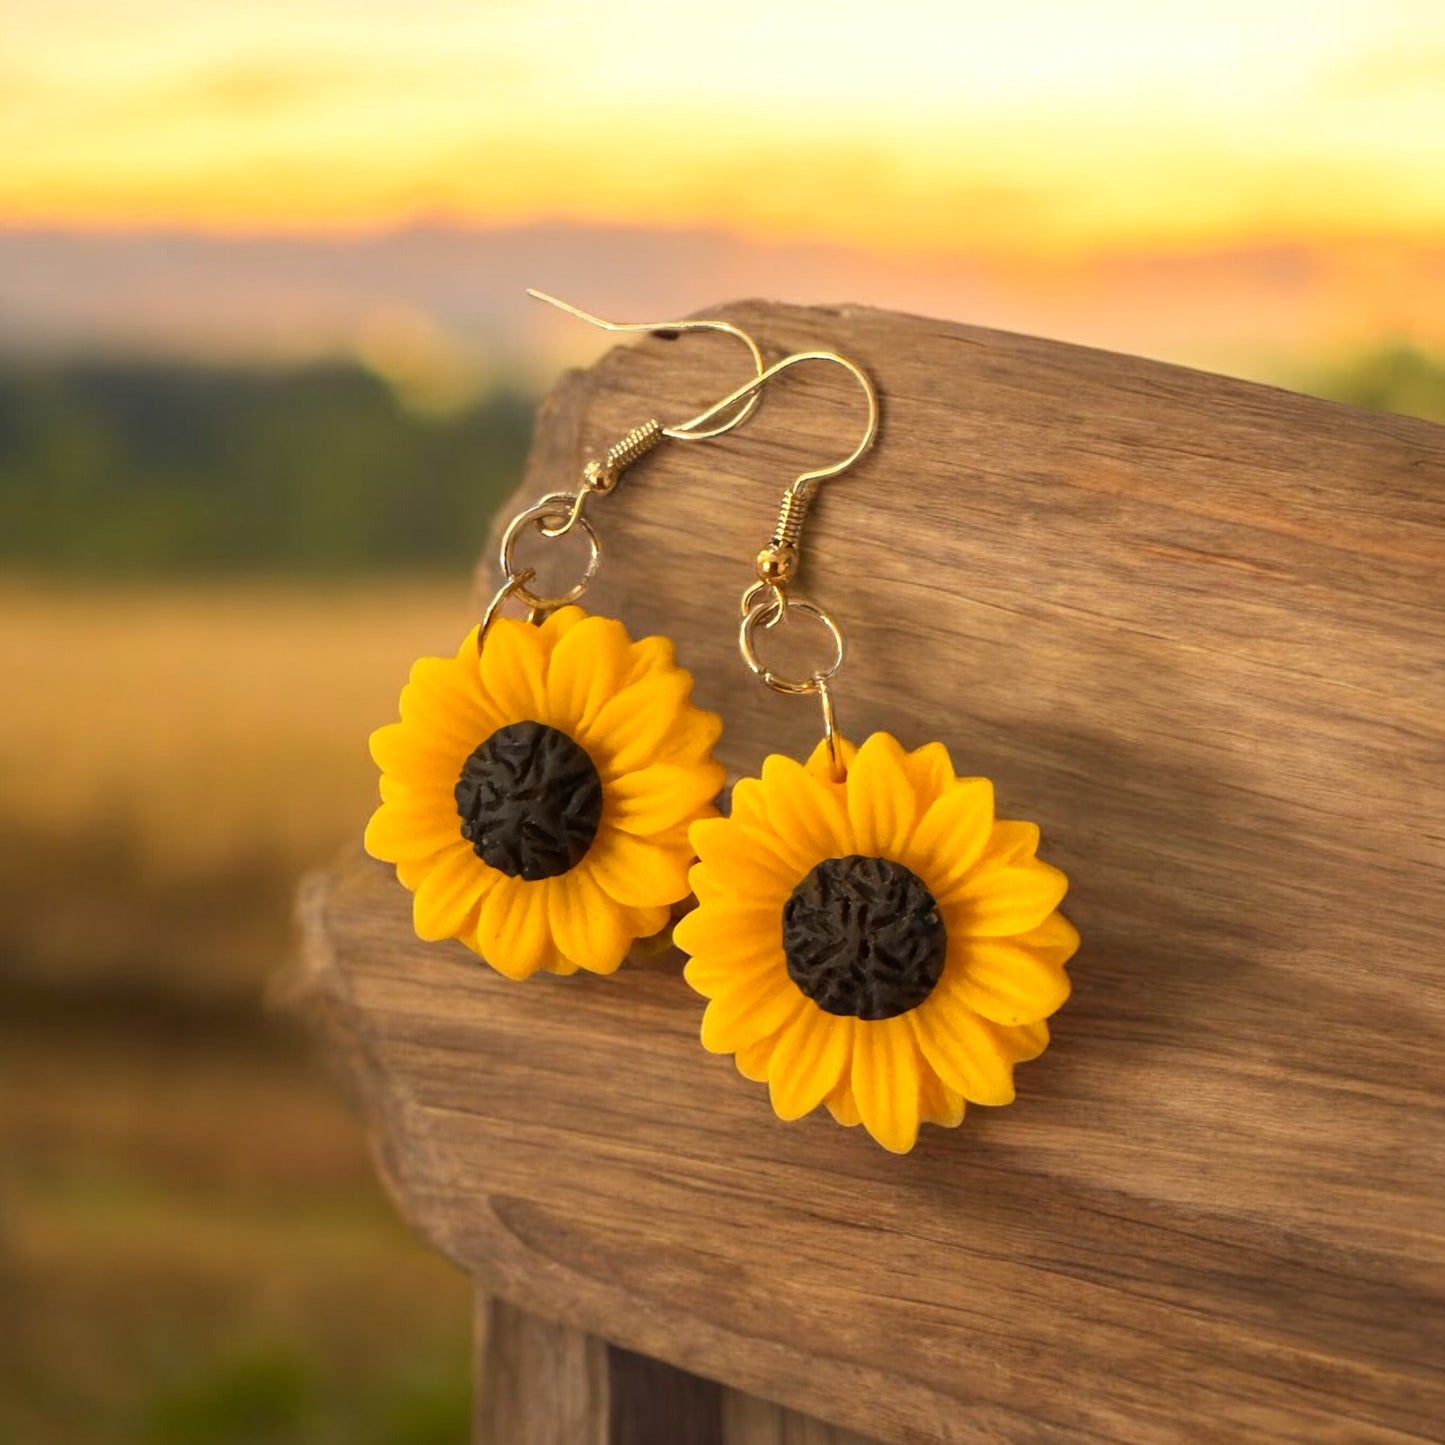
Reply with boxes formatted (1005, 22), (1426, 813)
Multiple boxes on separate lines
(917, 1070), (967, 1129)
(1015, 911), (1081, 961)
(682, 942), (787, 999)
(473, 875), (518, 974)
(983, 819), (1041, 866)
(652, 705), (724, 770)
(588, 670), (695, 776)
(767, 1007), (853, 1121)
(677, 880), (779, 945)
(395, 858), (430, 891)
(650, 816), (697, 853)
(416, 638), (484, 698)
(369, 721), (466, 785)
(474, 875), (548, 979)
(896, 740), (956, 810)
(545, 614), (631, 737)
(733, 1033), (777, 1082)
(535, 605), (588, 648)
(803, 735), (859, 786)
(760, 754), (853, 870)
(907, 778), (995, 900)
(995, 1018), (1051, 1064)
(627, 902), (672, 940)
(701, 786), (804, 886)
(845, 733), (918, 859)
(948, 935), (1072, 1025)
(688, 865), (730, 908)
(506, 878), (558, 975)
(850, 1016), (924, 1153)
(674, 894), (781, 968)
(690, 816), (799, 897)
(699, 969), (805, 1054)
(622, 633), (676, 684)
(947, 858), (1069, 937)
(377, 768), (458, 816)
(825, 1078), (862, 1127)
(583, 825), (691, 909)
(909, 996), (1017, 1105)
(411, 843), (494, 942)
(549, 868), (633, 974)
(397, 658), (498, 758)
(364, 800), (463, 863)
(479, 617), (547, 720)
(607, 762), (725, 836)
(726, 775), (771, 831)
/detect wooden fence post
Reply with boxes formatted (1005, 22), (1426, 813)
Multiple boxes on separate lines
(295, 302), (1445, 1443)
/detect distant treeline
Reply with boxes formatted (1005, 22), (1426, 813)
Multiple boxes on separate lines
(0, 346), (1438, 576)
(0, 361), (534, 573)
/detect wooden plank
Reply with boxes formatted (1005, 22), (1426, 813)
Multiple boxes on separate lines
(721, 1394), (878, 1445)
(472, 1296), (871, 1443)
(475, 1297), (609, 1445)
(606, 1339), (724, 1445)
(296, 302), (1445, 1443)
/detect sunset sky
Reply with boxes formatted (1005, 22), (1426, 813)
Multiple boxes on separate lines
(7, 0), (1444, 248)
(2, 0), (1442, 371)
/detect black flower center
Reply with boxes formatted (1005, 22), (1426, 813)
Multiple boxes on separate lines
(455, 721), (603, 880)
(782, 855), (947, 1020)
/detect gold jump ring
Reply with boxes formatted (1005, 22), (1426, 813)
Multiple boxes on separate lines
(499, 493), (602, 612)
(739, 596), (845, 696)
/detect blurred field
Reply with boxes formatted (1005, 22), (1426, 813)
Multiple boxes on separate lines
(0, 578), (479, 992)
(0, 577), (481, 1445)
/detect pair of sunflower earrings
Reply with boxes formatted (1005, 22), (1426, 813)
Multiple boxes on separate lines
(366, 293), (1078, 1154)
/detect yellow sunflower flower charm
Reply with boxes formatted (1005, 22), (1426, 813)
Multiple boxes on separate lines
(676, 731), (1078, 1153)
(366, 606), (726, 979)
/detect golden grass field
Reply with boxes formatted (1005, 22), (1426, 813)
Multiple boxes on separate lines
(0, 578), (487, 1445)
(0, 578), (479, 990)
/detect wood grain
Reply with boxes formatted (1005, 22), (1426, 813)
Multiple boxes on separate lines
(475, 1297), (609, 1445)
(297, 303), (1445, 1443)
(473, 1298), (873, 1444)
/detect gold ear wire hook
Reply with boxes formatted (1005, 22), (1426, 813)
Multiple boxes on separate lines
(671, 349), (879, 601)
(526, 290), (766, 440)
(482, 294), (769, 645)
(525, 290), (769, 537)
(691, 346), (878, 785)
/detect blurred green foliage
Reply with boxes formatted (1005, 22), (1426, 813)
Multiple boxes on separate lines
(0, 362), (533, 574)
(0, 345), (1436, 579)
(141, 1341), (469, 1445)
(1303, 343), (1445, 425)
(145, 1348), (314, 1443)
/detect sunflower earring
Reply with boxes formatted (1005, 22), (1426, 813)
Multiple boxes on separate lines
(365, 293), (769, 980)
(672, 350), (1080, 1153)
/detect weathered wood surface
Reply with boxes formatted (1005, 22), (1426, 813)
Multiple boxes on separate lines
(298, 301), (1445, 1443)
(474, 1298), (872, 1444)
